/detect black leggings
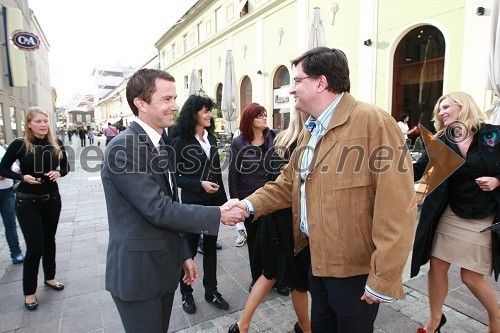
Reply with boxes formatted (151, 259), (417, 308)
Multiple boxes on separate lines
(15, 192), (62, 295)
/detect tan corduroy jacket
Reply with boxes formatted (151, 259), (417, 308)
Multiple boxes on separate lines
(246, 93), (417, 299)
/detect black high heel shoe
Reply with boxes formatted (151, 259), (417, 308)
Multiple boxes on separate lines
(228, 322), (240, 333)
(44, 280), (64, 291)
(24, 298), (38, 311)
(417, 314), (447, 333)
(294, 321), (304, 333)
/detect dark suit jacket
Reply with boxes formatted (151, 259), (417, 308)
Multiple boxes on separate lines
(171, 133), (227, 204)
(411, 124), (500, 280)
(101, 122), (221, 301)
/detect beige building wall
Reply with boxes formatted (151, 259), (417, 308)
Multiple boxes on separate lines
(155, 0), (496, 131)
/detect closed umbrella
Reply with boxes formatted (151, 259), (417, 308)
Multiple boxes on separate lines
(221, 50), (239, 134)
(308, 7), (326, 49)
(188, 69), (198, 96)
(488, 0), (500, 124)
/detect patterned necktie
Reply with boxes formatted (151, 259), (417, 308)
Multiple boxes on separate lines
(301, 120), (318, 173)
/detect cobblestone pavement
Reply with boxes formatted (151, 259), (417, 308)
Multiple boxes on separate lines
(0, 135), (496, 332)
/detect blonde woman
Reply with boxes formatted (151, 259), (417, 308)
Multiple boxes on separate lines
(412, 92), (500, 333)
(229, 108), (311, 333)
(0, 107), (69, 311)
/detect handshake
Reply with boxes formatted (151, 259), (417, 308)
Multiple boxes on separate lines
(219, 199), (250, 226)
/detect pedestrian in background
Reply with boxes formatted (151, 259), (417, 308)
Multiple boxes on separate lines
(228, 47), (416, 333)
(412, 92), (500, 333)
(78, 126), (87, 147)
(67, 128), (72, 143)
(87, 128), (95, 145)
(0, 127), (24, 265)
(171, 94), (229, 314)
(0, 107), (69, 311)
(104, 122), (118, 146)
(229, 108), (311, 333)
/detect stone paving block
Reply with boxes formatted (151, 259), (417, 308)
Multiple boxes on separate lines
(60, 307), (103, 333)
(0, 308), (22, 332)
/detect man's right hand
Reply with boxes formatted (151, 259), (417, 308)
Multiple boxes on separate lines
(220, 199), (249, 225)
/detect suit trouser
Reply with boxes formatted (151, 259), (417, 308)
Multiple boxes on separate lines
(309, 270), (379, 333)
(15, 192), (61, 295)
(112, 293), (174, 333)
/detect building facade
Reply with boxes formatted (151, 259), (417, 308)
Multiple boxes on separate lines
(154, 0), (496, 132)
(0, 0), (53, 144)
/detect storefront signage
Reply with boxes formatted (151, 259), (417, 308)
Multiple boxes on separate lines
(12, 31), (40, 50)
(273, 86), (291, 109)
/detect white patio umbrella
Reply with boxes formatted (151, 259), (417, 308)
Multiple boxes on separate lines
(221, 50), (239, 134)
(308, 7), (326, 49)
(188, 69), (198, 96)
(488, 0), (500, 124)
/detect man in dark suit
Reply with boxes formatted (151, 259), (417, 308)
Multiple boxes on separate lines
(101, 68), (247, 333)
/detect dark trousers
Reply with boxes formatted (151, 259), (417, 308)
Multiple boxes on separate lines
(179, 232), (217, 296)
(244, 218), (262, 284)
(309, 271), (379, 333)
(15, 192), (61, 295)
(112, 293), (174, 333)
(89, 138), (94, 145)
(179, 196), (220, 296)
(0, 187), (22, 259)
(80, 137), (86, 147)
(106, 136), (115, 146)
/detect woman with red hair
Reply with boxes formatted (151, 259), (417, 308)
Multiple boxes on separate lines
(228, 103), (279, 290)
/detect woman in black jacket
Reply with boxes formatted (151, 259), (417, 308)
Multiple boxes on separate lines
(0, 107), (69, 311)
(411, 92), (500, 333)
(171, 95), (229, 314)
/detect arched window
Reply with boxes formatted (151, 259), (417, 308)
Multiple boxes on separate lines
(392, 25), (445, 138)
(240, 76), (252, 114)
(272, 65), (291, 130)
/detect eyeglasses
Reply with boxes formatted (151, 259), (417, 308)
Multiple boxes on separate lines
(292, 76), (312, 87)
(256, 113), (267, 119)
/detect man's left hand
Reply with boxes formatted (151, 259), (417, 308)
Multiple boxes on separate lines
(182, 259), (199, 286)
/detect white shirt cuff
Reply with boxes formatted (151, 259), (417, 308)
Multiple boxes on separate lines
(242, 199), (254, 215)
(364, 285), (394, 303)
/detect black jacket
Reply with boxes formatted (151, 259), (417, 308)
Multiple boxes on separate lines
(411, 123), (500, 280)
(171, 133), (227, 204)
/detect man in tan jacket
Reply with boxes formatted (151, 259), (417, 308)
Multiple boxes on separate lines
(231, 47), (417, 332)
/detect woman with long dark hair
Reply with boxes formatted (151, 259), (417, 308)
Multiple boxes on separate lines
(171, 95), (229, 314)
(0, 107), (69, 311)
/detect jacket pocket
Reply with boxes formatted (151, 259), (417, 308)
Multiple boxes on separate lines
(126, 239), (166, 252)
(332, 175), (372, 190)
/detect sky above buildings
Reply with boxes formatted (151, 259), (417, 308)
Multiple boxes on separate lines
(29, 0), (198, 107)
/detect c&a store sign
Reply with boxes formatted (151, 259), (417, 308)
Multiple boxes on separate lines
(12, 31), (40, 50)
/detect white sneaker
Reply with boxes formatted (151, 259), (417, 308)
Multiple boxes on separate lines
(235, 230), (247, 247)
